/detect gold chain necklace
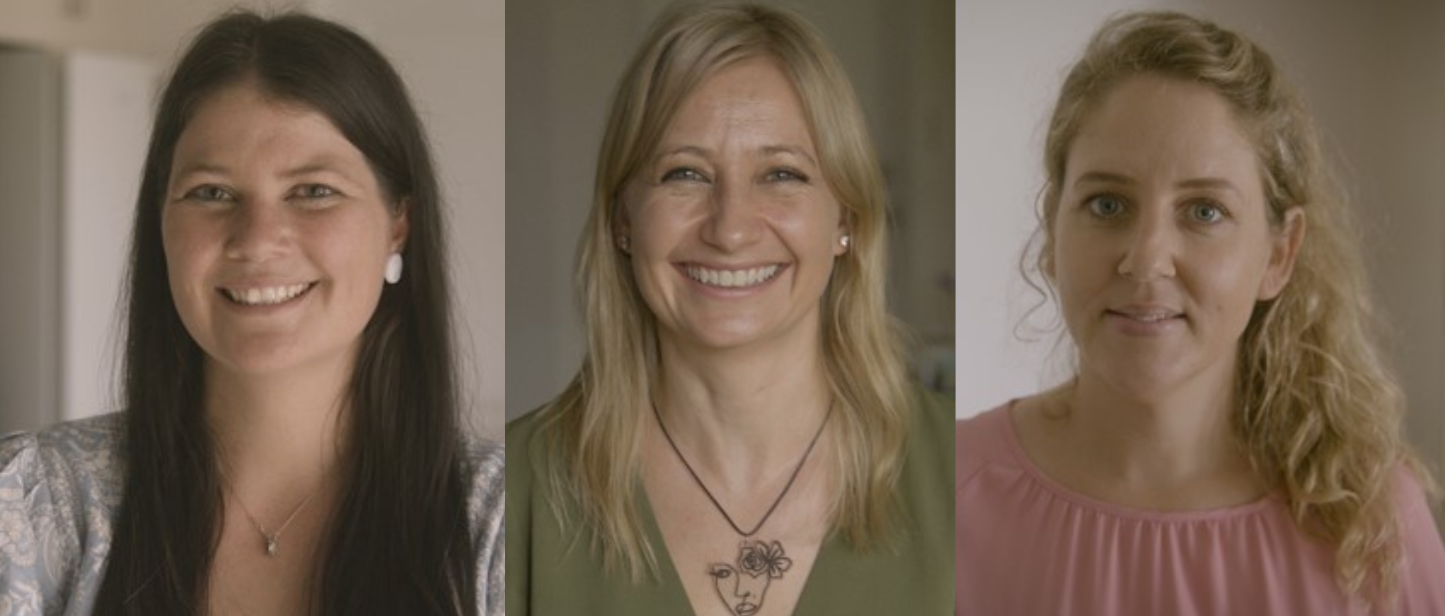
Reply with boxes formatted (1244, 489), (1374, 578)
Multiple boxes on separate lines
(652, 400), (832, 616)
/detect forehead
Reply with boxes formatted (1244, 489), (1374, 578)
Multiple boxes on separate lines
(171, 82), (366, 172)
(661, 55), (814, 145)
(1065, 74), (1262, 188)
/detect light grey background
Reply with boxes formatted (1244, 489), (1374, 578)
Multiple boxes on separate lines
(506, 0), (956, 419)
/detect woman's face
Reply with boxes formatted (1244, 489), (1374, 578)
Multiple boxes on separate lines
(622, 56), (847, 352)
(1051, 74), (1302, 399)
(162, 82), (406, 379)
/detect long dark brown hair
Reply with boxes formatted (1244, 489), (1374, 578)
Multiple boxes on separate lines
(95, 11), (477, 615)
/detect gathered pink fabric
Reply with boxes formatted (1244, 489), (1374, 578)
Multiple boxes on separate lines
(956, 403), (1445, 616)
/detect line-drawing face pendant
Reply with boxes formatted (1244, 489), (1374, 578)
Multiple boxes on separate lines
(706, 539), (793, 616)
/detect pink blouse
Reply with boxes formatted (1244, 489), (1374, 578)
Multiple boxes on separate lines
(956, 403), (1445, 616)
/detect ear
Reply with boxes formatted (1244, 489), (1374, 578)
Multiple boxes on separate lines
(1257, 206), (1305, 301)
(1038, 189), (1061, 281)
(389, 198), (411, 252)
(833, 209), (852, 257)
(611, 196), (633, 254)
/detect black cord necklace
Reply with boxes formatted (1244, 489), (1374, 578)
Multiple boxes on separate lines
(652, 400), (833, 616)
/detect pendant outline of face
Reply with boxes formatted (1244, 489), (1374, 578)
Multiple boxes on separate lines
(708, 563), (768, 616)
(707, 539), (793, 616)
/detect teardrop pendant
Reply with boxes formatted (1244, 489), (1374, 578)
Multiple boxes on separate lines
(265, 534), (279, 557)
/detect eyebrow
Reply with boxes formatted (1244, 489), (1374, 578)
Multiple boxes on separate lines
(760, 145), (818, 166)
(654, 144), (818, 166)
(1072, 171), (1241, 194)
(171, 157), (365, 185)
(171, 162), (229, 178)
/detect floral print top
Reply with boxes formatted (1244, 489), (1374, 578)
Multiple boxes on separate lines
(0, 413), (505, 615)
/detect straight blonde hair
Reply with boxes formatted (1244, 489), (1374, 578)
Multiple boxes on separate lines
(1031, 10), (1437, 607)
(532, 2), (913, 580)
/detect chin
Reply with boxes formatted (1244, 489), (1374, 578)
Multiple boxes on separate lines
(678, 323), (774, 351)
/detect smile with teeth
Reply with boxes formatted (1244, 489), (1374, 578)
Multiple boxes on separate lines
(686, 264), (781, 289)
(222, 283), (314, 306)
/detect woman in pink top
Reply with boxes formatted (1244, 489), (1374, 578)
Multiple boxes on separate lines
(956, 11), (1445, 616)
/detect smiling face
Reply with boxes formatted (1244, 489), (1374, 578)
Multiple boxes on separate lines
(162, 81), (406, 379)
(621, 56), (846, 353)
(1051, 74), (1301, 399)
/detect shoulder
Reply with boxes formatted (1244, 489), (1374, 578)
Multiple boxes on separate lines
(955, 401), (1018, 488)
(504, 407), (553, 486)
(505, 407), (546, 455)
(1389, 464), (1445, 609)
(459, 431), (504, 527)
(906, 385), (955, 454)
(1, 413), (126, 502)
(0, 413), (125, 611)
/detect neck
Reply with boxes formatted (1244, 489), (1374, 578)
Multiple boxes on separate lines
(654, 329), (832, 487)
(204, 359), (348, 499)
(1057, 358), (1256, 499)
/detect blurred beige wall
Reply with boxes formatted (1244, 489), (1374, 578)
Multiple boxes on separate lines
(505, 0), (956, 418)
(0, 0), (506, 438)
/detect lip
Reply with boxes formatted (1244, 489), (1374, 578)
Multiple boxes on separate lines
(676, 262), (788, 296)
(1104, 303), (1185, 336)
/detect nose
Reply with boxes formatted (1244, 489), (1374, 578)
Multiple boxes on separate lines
(699, 177), (762, 252)
(1116, 208), (1177, 280)
(224, 198), (292, 262)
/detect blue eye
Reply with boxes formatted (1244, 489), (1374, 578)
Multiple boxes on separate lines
(764, 168), (809, 183)
(1188, 202), (1226, 223)
(183, 185), (235, 203)
(1086, 195), (1125, 219)
(660, 167), (708, 183)
(294, 184), (338, 199)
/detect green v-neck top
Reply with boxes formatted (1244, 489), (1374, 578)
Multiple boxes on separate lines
(505, 386), (954, 615)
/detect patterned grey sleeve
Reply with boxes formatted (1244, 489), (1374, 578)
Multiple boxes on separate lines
(0, 416), (122, 616)
(0, 433), (62, 616)
(468, 441), (505, 616)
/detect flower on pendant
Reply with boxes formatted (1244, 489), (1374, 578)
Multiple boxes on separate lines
(737, 539), (792, 579)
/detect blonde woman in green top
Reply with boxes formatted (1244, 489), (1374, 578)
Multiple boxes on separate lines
(506, 3), (953, 615)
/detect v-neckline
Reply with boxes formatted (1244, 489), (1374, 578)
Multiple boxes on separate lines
(638, 483), (837, 615)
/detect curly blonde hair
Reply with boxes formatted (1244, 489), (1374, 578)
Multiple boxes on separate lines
(534, 2), (912, 580)
(1031, 10), (1437, 606)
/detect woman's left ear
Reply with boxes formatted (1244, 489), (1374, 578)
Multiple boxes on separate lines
(1258, 206), (1305, 301)
(390, 198), (411, 253)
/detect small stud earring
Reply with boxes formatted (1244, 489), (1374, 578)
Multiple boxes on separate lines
(840, 235), (851, 249)
(384, 252), (403, 284)
(617, 236), (631, 253)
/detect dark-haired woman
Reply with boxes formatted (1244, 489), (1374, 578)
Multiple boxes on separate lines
(0, 12), (502, 615)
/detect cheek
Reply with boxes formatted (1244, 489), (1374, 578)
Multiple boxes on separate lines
(1195, 251), (1270, 324)
(1051, 227), (1108, 303)
(774, 199), (840, 258)
(321, 215), (392, 281)
(631, 202), (693, 263)
(160, 211), (214, 287)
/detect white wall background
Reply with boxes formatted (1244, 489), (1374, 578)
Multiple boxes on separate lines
(956, 1), (1445, 520)
(0, 0), (505, 438)
(506, 0), (955, 419)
